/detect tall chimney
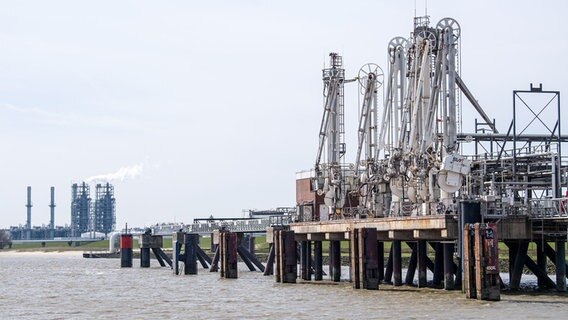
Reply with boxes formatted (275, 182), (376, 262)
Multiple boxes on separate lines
(49, 186), (56, 231)
(26, 186), (32, 240)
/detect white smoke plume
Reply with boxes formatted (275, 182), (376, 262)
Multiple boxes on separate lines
(85, 163), (144, 183)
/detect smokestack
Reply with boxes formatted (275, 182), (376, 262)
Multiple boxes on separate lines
(26, 186), (32, 240)
(26, 186), (32, 228)
(49, 186), (56, 230)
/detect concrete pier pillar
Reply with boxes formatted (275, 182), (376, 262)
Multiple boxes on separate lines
(443, 242), (455, 290)
(510, 241), (529, 291)
(384, 245), (393, 283)
(120, 234), (133, 268)
(536, 241), (548, 288)
(556, 240), (567, 292)
(330, 240), (341, 282)
(306, 241), (312, 280)
(314, 241), (323, 281)
(543, 242), (568, 281)
(279, 230), (297, 283)
(300, 241), (309, 280)
(433, 242), (443, 286)
(377, 241), (384, 282)
(417, 240), (427, 287)
(360, 228), (379, 290)
(392, 240), (402, 286)
(405, 242), (417, 286)
(507, 241), (518, 286)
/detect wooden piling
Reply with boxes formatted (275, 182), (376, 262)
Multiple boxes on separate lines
(274, 230), (281, 282)
(220, 230), (238, 279)
(464, 223), (500, 300)
(350, 229), (360, 289)
(463, 225), (475, 298)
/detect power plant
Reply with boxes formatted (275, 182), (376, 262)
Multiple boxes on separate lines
(92, 183), (116, 236)
(71, 182), (91, 237)
(9, 182), (117, 240)
(71, 182), (116, 237)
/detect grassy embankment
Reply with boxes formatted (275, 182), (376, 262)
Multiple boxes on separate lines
(4, 236), (567, 264)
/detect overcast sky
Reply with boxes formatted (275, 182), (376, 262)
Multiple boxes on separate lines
(1, 0), (566, 228)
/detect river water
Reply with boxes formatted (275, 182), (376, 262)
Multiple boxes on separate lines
(0, 252), (566, 319)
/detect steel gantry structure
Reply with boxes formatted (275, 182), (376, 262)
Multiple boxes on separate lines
(298, 16), (567, 225)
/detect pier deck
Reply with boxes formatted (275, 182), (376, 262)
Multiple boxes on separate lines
(268, 215), (537, 242)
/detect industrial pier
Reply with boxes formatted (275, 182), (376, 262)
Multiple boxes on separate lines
(116, 15), (567, 301)
(272, 15), (567, 300)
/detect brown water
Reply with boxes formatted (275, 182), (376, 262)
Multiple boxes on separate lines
(1, 252), (567, 319)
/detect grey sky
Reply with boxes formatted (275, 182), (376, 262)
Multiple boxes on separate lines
(1, 0), (566, 228)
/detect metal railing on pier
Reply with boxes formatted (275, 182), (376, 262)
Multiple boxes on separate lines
(527, 198), (568, 219)
(186, 215), (292, 234)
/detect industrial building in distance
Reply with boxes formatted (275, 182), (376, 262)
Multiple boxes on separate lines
(7, 182), (116, 240)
